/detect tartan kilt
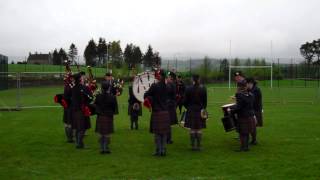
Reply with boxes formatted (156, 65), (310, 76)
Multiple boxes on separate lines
(168, 102), (178, 125)
(63, 108), (72, 125)
(237, 116), (255, 134)
(255, 111), (263, 127)
(149, 111), (170, 134)
(96, 115), (114, 135)
(184, 109), (206, 129)
(72, 110), (86, 131)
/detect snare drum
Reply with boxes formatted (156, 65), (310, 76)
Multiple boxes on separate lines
(221, 103), (237, 132)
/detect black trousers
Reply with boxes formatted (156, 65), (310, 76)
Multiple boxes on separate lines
(130, 115), (138, 129)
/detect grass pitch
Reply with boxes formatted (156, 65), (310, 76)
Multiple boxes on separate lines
(0, 85), (320, 179)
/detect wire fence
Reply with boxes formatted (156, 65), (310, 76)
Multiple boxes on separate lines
(1, 57), (320, 109)
(0, 72), (319, 110)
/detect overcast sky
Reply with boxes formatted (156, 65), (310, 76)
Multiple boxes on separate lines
(0, 0), (319, 60)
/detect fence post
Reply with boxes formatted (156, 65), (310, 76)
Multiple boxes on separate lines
(16, 73), (21, 109)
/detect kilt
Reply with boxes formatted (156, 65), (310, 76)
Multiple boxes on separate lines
(168, 102), (178, 125)
(184, 109), (206, 129)
(255, 111), (263, 127)
(72, 110), (86, 131)
(63, 108), (72, 125)
(96, 115), (114, 135)
(149, 111), (170, 134)
(237, 116), (255, 134)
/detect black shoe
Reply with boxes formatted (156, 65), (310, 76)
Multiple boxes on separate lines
(67, 139), (74, 143)
(76, 144), (84, 149)
(160, 149), (166, 156)
(250, 141), (258, 145)
(167, 140), (173, 144)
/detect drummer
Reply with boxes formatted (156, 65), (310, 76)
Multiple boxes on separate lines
(246, 77), (263, 145)
(228, 80), (255, 152)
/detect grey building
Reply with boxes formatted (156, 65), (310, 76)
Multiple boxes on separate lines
(27, 52), (52, 64)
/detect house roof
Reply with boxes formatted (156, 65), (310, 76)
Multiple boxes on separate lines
(28, 53), (50, 61)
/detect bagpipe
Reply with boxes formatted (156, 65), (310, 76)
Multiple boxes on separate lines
(86, 66), (97, 94)
(113, 78), (124, 96)
(82, 66), (98, 116)
(54, 60), (73, 108)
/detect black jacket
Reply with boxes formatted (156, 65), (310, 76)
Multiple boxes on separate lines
(166, 81), (176, 104)
(94, 93), (118, 116)
(250, 85), (262, 112)
(101, 79), (117, 96)
(231, 91), (255, 118)
(177, 80), (186, 96)
(71, 84), (93, 111)
(183, 84), (207, 110)
(128, 86), (140, 105)
(144, 80), (168, 112)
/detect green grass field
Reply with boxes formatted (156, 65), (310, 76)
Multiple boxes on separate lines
(0, 85), (320, 179)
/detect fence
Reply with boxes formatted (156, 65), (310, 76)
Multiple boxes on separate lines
(161, 57), (320, 88)
(0, 72), (319, 110)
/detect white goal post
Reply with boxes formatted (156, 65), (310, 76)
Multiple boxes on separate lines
(228, 65), (273, 89)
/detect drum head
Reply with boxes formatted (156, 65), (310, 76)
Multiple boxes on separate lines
(132, 71), (158, 102)
(221, 103), (236, 108)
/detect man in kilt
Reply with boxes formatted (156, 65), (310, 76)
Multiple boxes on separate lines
(229, 80), (256, 152)
(63, 83), (73, 143)
(128, 85), (142, 130)
(176, 75), (186, 114)
(94, 82), (118, 154)
(246, 77), (263, 145)
(71, 72), (93, 149)
(183, 74), (207, 151)
(166, 71), (178, 144)
(144, 70), (171, 156)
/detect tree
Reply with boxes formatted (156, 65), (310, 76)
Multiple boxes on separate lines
(124, 44), (133, 66)
(300, 41), (315, 65)
(68, 43), (78, 65)
(97, 38), (108, 66)
(202, 56), (211, 82)
(219, 58), (229, 79)
(52, 49), (60, 65)
(143, 45), (154, 68)
(232, 58), (241, 66)
(108, 41), (123, 68)
(312, 39), (320, 65)
(58, 48), (68, 64)
(152, 51), (161, 67)
(244, 58), (251, 66)
(84, 39), (97, 66)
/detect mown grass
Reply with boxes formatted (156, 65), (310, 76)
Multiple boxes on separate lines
(0, 85), (320, 179)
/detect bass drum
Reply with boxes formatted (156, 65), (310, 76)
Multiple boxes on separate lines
(132, 71), (158, 102)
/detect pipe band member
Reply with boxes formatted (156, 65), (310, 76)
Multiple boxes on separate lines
(128, 85), (142, 130)
(144, 70), (170, 157)
(246, 77), (263, 145)
(183, 74), (207, 151)
(166, 71), (178, 144)
(94, 82), (118, 154)
(229, 80), (255, 152)
(71, 72), (93, 149)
